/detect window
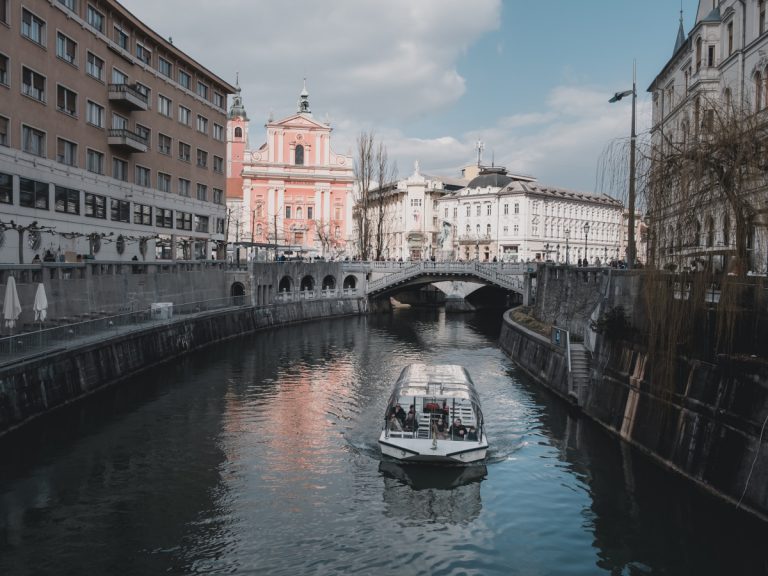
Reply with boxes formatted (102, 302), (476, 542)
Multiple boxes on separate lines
(178, 178), (190, 197)
(87, 5), (104, 33)
(57, 85), (77, 116)
(112, 158), (128, 181)
(307, 206), (313, 220)
(22, 9), (46, 46)
(285, 205), (292, 219)
(110, 199), (130, 222)
(296, 207), (303, 219)
(234, 127), (243, 139)
(214, 92), (224, 109)
(0, 172), (11, 204)
(84, 192), (106, 218)
(728, 22), (734, 56)
(178, 70), (190, 89)
(177, 211), (192, 230)
(196, 115), (208, 134)
(112, 67), (128, 85)
(22, 125), (45, 157)
(86, 101), (104, 127)
(56, 33), (77, 65)
(111, 113), (127, 130)
(114, 25), (129, 50)
(213, 155), (223, 173)
(196, 81), (208, 99)
(194, 215), (209, 233)
(476, 205), (481, 216)
(514, 203), (519, 214)
(514, 224), (519, 234)
(22, 67), (46, 102)
(158, 95), (172, 117)
(295, 144), (304, 165)
(135, 82), (149, 101)
(504, 203), (509, 215)
(213, 123), (224, 141)
(20, 178), (49, 209)
(135, 165), (151, 187)
(0, 54), (7, 86)
(196, 184), (207, 201)
(179, 142), (190, 162)
(707, 45), (715, 67)
(487, 204), (492, 216)
(157, 172), (171, 193)
(136, 43), (151, 65)
(466, 205), (470, 217)
(213, 188), (223, 204)
(54, 186), (80, 214)
(158, 57), (172, 78)
(86, 149), (104, 174)
(178, 105), (190, 126)
(158, 133), (171, 155)
(58, 0), (77, 11)
(86, 52), (104, 81)
(216, 218), (225, 234)
(136, 124), (150, 144)
(0, 116), (8, 146)
(156, 208), (173, 228)
(134, 203), (152, 225)
(56, 138), (77, 166)
(196, 149), (208, 168)
(696, 37), (702, 72)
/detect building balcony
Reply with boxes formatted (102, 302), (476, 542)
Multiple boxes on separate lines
(107, 129), (148, 153)
(458, 234), (492, 245)
(108, 83), (149, 111)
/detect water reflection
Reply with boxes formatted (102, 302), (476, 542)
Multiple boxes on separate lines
(379, 462), (486, 525)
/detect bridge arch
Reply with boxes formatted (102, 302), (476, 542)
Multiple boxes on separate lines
(279, 275), (293, 293)
(300, 275), (315, 291)
(322, 275), (336, 290)
(230, 282), (246, 305)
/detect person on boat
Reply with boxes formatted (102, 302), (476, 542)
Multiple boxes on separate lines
(388, 404), (406, 427)
(449, 418), (467, 440)
(441, 400), (450, 427)
(388, 414), (403, 431)
(433, 415), (448, 439)
(404, 405), (418, 431)
(466, 426), (478, 441)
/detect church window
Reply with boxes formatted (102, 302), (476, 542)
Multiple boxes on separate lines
(296, 207), (303, 219)
(234, 126), (243, 139)
(695, 37), (702, 72)
(707, 45), (715, 67)
(727, 22), (733, 55)
(756, 72), (764, 112)
(295, 144), (304, 165)
(285, 205), (292, 219)
(307, 206), (313, 219)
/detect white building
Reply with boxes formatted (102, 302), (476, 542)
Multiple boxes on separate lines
(437, 166), (624, 264)
(647, 0), (768, 273)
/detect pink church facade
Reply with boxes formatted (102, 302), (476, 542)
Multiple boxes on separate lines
(226, 83), (354, 259)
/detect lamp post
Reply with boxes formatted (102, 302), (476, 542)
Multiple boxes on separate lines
(545, 242), (550, 261)
(565, 228), (570, 265)
(610, 60), (637, 270)
(583, 222), (590, 266)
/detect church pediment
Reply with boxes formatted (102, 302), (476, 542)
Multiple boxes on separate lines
(269, 114), (329, 130)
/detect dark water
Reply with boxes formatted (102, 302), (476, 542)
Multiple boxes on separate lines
(1, 309), (766, 576)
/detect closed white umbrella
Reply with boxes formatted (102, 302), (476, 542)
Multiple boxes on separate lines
(3, 275), (21, 330)
(33, 282), (47, 323)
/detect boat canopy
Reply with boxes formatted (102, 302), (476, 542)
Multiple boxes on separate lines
(390, 364), (481, 404)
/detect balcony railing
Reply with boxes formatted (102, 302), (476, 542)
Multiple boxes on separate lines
(108, 83), (149, 111)
(108, 128), (148, 153)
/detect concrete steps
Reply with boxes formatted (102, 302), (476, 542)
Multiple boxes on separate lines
(569, 343), (591, 401)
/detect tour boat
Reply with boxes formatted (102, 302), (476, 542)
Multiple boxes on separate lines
(378, 364), (489, 464)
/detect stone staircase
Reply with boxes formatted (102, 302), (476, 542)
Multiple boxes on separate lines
(568, 342), (591, 404)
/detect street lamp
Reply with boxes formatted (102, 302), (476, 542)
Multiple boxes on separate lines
(609, 61), (637, 269)
(583, 222), (590, 266)
(545, 242), (550, 261)
(565, 228), (570, 265)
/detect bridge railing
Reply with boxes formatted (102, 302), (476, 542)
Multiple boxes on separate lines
(365, 261), (529, 294)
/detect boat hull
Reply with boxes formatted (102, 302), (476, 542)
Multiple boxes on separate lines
(378, 433), (488, 464)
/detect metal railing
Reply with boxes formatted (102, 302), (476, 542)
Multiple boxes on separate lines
(0, 294), (251, 364)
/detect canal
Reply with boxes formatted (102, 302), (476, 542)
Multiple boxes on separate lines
(0, 309), (766, 575)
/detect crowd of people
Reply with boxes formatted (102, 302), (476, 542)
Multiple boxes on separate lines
(386, 400), (478, 441)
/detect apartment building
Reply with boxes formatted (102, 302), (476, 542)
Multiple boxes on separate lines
(0, 0), (235, 262)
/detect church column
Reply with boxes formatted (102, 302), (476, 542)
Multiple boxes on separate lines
(315, 133), (322, 165)
(278, 131), (284, 164)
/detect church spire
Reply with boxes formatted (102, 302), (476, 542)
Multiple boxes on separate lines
(297, 78), (311, 115)
(228, 74), (248, 120)
(673, 2), (686, 54)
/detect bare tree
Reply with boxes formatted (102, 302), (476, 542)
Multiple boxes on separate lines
(353, 131), (375, 260)
(372, 141), (398, 260)
(0, 220), (55, 264)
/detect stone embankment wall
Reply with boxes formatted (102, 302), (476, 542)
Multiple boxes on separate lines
(0, 298), (365, 437)
(501, 268), (768, 521)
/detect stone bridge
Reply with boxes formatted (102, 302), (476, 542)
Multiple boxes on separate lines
(351, 261), (533, 302)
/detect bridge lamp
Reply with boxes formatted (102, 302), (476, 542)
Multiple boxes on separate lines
(583, 222), (590, 265)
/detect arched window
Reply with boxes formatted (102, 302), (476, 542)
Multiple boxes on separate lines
(696, 37), (703, 71)
(486, 224), (492, 236)
(706, 216), (715, 247)
(234, 126), (243, 139)
(296, 207), (303, 219)
(693, 219), (701, 246)
(723, 215), (731, 246)
(295, 144), (304, 165)
(756, 71), (764, 112)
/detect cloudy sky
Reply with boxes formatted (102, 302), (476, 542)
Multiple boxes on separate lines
(123, 0), (699, 199)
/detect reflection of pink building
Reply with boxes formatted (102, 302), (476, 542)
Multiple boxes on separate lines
(226, 82), (354, 258)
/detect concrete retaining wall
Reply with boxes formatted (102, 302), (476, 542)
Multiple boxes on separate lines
(0, 298), (366, 437)
(499, 312), (768, 521)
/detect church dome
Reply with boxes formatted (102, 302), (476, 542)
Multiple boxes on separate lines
(467, 166), (513, 189)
